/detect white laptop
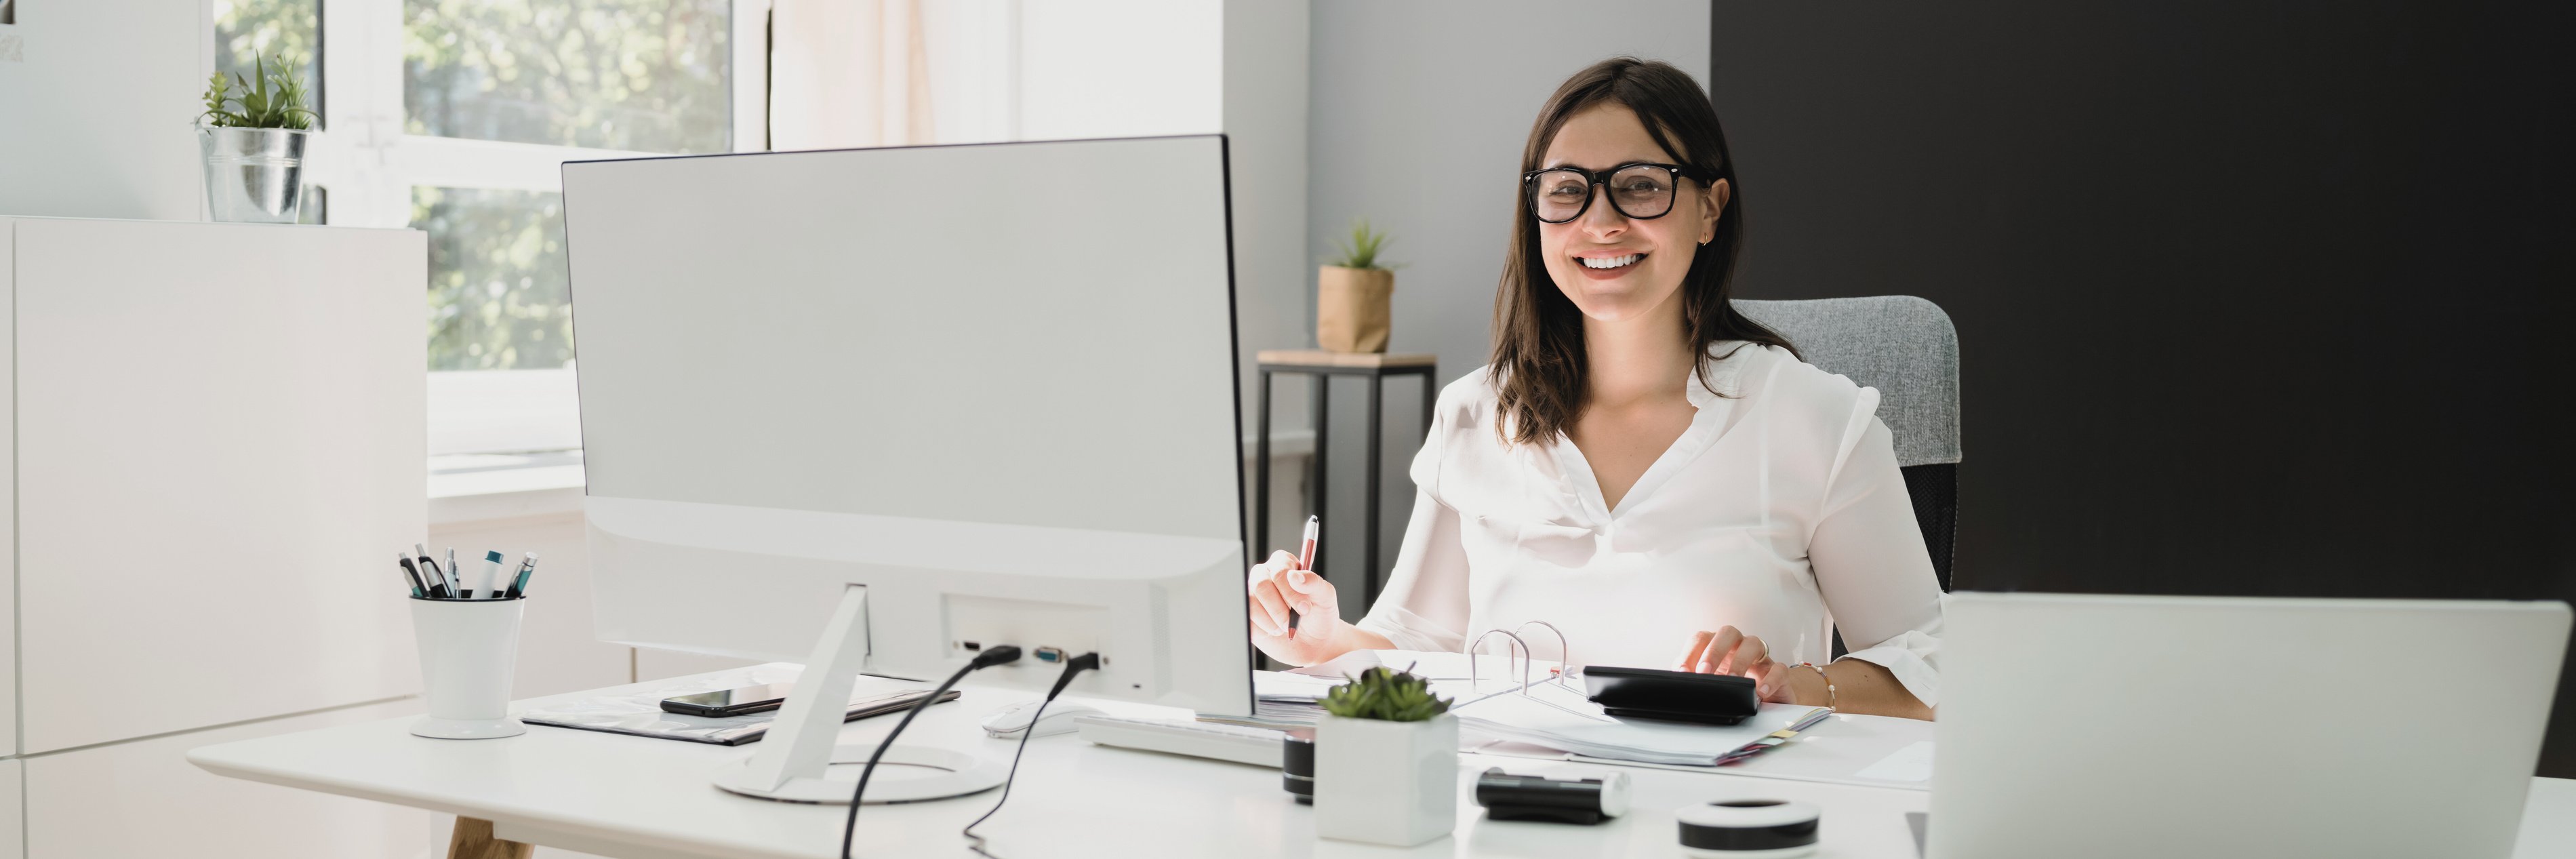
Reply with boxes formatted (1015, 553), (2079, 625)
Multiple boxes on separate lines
(1929, 593), (2569, 859)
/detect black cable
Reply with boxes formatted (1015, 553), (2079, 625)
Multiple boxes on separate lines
(842, 645), (1022, 859)
(961, 652), (1100, 859)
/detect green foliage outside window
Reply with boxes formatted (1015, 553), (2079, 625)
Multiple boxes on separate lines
(417, 188), (575, 371)
(404, 0), (732, 154)
(209, 1), (731, 372)
(402, 0), (733, 371)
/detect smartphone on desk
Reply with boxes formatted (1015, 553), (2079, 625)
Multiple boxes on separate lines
(660, 684), (964, 723)
(661, 683), (795, 717)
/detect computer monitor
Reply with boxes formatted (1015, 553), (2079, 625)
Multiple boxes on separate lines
(560, 136), (1252, 726)
(1929, 593), (2570, 859)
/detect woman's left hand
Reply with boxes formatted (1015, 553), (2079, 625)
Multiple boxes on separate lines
(1676, 626), (1794, 703)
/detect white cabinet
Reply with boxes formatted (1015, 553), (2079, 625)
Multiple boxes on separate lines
(0, 759), (21, 859)
(26, 700), (437, 859)
(7, 218), (426, 755)
(2, 218), (426, 858)
(0, 228), (14, 758)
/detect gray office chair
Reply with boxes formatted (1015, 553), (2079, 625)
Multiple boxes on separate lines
(1734, 296), (1962, 591)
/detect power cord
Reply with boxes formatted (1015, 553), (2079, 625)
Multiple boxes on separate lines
(841, 645), (1022, 859)
(961, 652), (1101, 858)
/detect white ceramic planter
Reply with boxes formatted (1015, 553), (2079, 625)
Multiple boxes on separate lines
(1312, 713), (1460, 846)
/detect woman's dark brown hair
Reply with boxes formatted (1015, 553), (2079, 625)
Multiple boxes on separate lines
(1491, 57), (1795, 445)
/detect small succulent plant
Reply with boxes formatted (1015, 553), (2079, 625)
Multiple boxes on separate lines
(1328, 218), (1394, 271)
(201, 54), (317, 131)
(1319, 665), (1452, 722)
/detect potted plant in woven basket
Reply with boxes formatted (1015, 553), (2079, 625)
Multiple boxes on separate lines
(1312, 665), (1457, 846)
(198, 54), (317, 224)
(1316, 219), (1396, 353)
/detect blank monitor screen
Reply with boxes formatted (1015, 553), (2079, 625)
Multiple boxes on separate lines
(568, 137), (1239, 538)
(561, 136), (1248, 712)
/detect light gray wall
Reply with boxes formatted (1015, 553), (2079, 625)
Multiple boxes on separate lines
(1303, 0), (1709, 618)
(0, 0), (205, 221)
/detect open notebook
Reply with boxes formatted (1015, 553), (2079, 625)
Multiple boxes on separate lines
(1259, 650), (1819, 766)
(1451, 681), (1826, 766)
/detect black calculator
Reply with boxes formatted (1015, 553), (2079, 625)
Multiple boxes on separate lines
(1580, 665), (1763, 725)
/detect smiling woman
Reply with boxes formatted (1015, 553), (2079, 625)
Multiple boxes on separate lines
(1493, 58), (1791, 447)
(1245, 58), (1944, 722)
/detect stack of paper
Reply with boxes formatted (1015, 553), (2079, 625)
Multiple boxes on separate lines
(1248, 671), (1340, 725)
(1288, 648), (1563, 685)
(1451, 682), (1822, 767)
(1257, 651), (1840, 768)
(1252, 648), (1592, 730)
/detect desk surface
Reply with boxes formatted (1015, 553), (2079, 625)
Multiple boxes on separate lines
(190, 671), (2576, 859)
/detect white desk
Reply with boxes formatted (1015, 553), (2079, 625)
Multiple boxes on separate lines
(190, 671), (2576, 859)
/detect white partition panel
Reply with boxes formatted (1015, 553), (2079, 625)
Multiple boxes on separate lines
(14, 219), (426, 753)
(0, 0), (205, 222)
(31, 700), (432, 859)
(0, 222), (16, 757)
(0, 759), (20, 859)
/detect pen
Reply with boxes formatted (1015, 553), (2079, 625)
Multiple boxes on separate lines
(477, 551), (506, 600)
(416, 543), (451, 598)
(505, 552), (539, 599)
(445, 548), (460, 597)
(1713, 708), (1834, 766)
(396, 553), (427, 598)
(1290, 515), (1319, 636)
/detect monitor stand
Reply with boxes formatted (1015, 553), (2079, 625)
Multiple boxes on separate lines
(710, 584), (1008, 803)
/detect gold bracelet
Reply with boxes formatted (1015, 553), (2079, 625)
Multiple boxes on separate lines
(1794, 662), (1837, 711)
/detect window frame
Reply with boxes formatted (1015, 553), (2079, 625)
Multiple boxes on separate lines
(218, 0), (772, 457)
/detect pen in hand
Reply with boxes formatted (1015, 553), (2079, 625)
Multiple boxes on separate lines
(1291, 515), (1319, 638)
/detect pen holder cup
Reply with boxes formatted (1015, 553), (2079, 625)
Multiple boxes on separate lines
(408, 596), (527, 739)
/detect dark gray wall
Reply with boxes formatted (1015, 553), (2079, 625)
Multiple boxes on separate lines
(1710, 2), (2576, 775)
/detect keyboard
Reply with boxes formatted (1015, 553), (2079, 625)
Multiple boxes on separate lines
(1070, 715), (1286, 767)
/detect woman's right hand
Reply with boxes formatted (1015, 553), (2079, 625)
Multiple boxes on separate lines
(1247, 550), (1347, 666)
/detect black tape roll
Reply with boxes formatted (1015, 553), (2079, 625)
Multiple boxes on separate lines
(1281, 734), (1314, 805)
(1675, 799), (1820, 856)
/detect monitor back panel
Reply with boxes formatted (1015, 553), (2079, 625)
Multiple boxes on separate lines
(1930, 593), (2569, 859)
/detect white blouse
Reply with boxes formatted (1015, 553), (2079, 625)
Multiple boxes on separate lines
(1354, 342), (1946, 706)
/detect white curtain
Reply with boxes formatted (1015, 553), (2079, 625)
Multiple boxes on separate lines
(769, 0), (937, 149)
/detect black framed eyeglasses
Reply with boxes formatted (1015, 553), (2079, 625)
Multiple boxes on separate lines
(1522, 162), (1718, 224)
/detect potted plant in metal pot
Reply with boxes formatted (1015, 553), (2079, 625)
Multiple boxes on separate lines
(1316, 218), (1396, 353)
(1312, 665), (1457, 846)
(199, 54), (317, 224)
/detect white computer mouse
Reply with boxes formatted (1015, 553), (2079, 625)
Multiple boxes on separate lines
(980, 700), (1104, 738)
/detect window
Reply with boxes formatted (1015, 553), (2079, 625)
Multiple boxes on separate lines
(403, 0), (732, 154)
(416, 186), (571, 371)
(218, 0), (769, 462)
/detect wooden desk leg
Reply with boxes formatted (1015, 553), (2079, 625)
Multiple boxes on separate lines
(448, 817), (534, 859)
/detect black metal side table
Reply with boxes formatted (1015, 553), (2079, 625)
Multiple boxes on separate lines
(1253, 349), (1438, 605)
